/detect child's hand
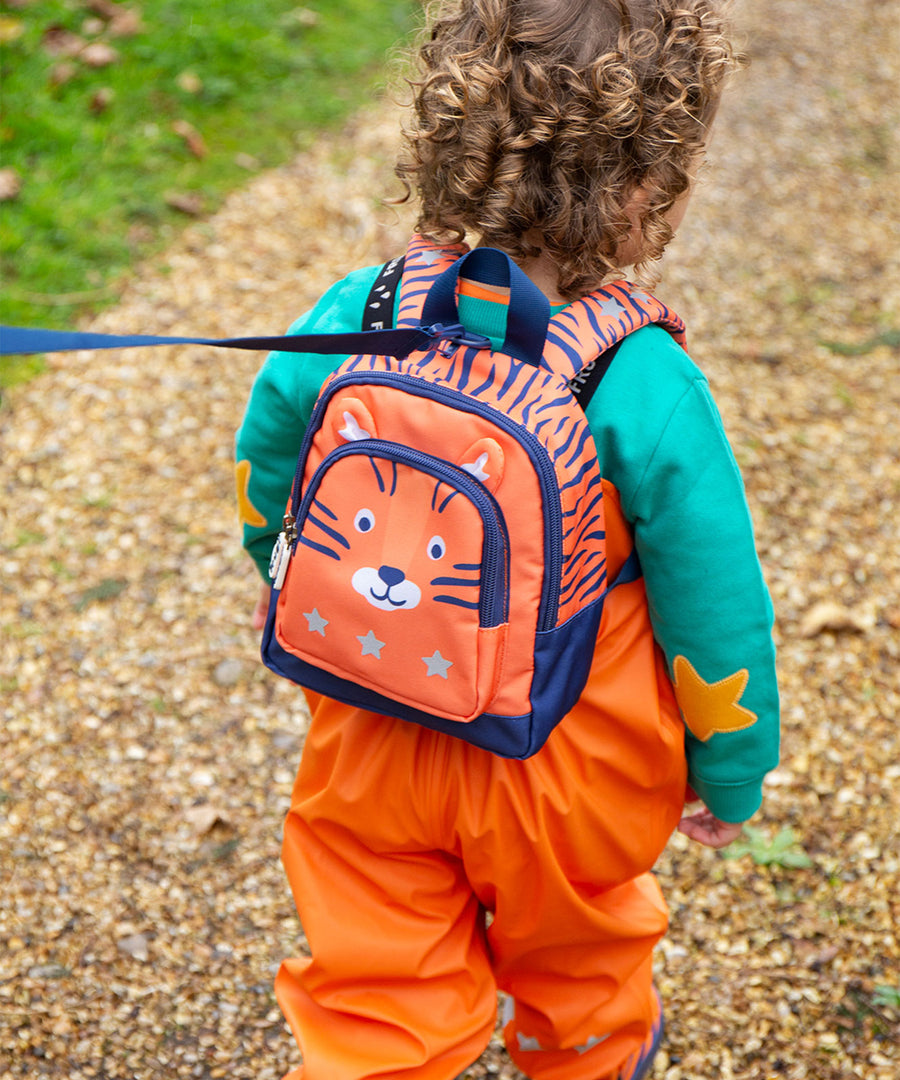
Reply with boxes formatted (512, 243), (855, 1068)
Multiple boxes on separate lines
(677, 807), (745, 849)
(252, 584), (272, 630)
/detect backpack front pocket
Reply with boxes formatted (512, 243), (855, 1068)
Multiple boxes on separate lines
(274, 442), (510, 723)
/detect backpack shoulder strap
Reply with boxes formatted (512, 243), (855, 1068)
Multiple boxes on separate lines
(361, 255), (405, 331)
(566, 337), (626, 411)
(543, 282), (686, 386)
(395, 234), (470, 328)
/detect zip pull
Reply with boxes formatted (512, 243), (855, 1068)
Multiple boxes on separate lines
(425, 322), (493, 352)
(269, 513), (297, 590)
(282, 511), (298, 547)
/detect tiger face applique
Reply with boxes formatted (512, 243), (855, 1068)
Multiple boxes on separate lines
(304, 453), (482, 616)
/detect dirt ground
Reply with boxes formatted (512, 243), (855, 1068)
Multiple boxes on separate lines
(1, 1), (898, 1077)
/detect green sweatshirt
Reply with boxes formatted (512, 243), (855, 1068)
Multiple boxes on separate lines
(236, 263), (779, 823)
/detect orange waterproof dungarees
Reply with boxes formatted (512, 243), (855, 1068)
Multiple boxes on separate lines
(275, 490), (686, 1080)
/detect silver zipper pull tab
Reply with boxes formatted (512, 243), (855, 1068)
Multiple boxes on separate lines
(269, 514), (296, 590)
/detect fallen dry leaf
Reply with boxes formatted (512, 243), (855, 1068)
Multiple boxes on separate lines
(172, 119), (208, 159)
(109, 8), (144, 37)
(176, 70), (203, 95)
(89, 87), (115, 114)
(116, 934), (150, 962)
(164, 191), (205, 215)
(81, 16), (106, 37)
(800, 600), (871, 638)
(183, 805), (231, 835)
(41, 26), (86, 58)
(287, 7), (319, 29)
(0, 167), (21, 201)
(49, 60), (79, 86)
(80, 41), (119, 67)
(86, 0), (125, 18)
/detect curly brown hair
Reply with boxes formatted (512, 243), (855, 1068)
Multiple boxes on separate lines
(395, 0), (742, 298)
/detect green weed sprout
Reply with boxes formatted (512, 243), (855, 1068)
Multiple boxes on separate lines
(872, 985), (900, 1010)
(720, 826), (813, 868)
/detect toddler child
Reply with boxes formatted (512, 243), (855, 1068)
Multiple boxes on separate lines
(235, 2), (779, 1077)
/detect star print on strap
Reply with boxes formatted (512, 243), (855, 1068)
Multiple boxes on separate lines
(672, 656), (758, 742)
(595, 294), (629, 318)
(421, 650), (453, 678)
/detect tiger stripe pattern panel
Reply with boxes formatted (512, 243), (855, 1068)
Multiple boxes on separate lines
(322, 235), (685, 629)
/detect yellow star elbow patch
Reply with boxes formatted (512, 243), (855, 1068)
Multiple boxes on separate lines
(235, 460), (268, 529)
(672, 656), (758, 743)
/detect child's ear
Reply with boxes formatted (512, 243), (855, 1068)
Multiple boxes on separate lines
(459, 438), (504, 494)
(333, 397), (377, 442)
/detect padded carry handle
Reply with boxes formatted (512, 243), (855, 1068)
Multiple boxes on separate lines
(421, 247), (551, 367)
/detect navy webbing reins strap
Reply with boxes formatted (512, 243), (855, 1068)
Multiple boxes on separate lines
(0, 253), (492, 359)
(0, 255), (408, 357)
(0, 323), (439, 359)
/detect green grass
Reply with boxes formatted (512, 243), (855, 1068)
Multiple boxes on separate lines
(0, 0), (417, 382)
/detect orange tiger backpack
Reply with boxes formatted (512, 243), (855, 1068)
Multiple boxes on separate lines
(261, 235), (685, 757)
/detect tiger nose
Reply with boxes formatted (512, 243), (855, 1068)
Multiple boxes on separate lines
(378, 565), (405, 587)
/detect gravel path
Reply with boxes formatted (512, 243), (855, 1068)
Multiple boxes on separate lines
(1, 2), (898, 1078)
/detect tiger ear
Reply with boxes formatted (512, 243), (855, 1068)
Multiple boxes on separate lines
(333, 397), (377, 442)
(459, 437), (504, 493)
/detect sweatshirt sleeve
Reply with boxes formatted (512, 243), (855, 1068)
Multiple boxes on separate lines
(235, 266), (383, 578)
(587, 327), (780, 823)
(630, 377), (779, 821)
